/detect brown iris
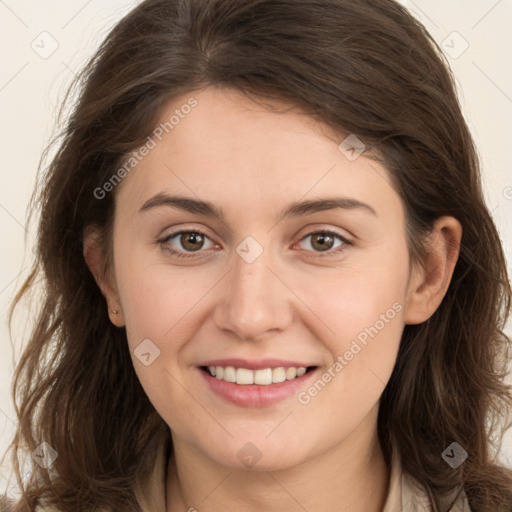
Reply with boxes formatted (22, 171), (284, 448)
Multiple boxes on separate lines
(309, 233), (335, 252)
(180, 232), (205, 252)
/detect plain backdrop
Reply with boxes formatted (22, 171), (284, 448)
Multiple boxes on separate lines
(1, 0), (511, 493)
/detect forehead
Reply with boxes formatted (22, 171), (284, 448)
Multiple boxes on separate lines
(114, 86), (400, 223)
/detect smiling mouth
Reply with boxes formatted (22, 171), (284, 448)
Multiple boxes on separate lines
(200, 365), (317, 385)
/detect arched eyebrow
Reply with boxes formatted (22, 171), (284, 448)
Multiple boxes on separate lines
(139, 193), (378, 220)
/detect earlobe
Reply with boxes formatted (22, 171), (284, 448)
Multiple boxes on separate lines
(83, 225), (125, 327)
(404, 216), (462, 325)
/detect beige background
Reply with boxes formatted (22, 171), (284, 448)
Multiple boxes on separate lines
(1, 0), (511, 493)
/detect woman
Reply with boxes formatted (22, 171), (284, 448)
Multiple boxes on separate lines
(2, 0), (511, 510)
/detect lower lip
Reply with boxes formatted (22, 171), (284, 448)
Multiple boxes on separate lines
(199, 367), (317, 407)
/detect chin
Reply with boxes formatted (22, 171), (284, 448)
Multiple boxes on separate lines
(201, 437), (311, 473)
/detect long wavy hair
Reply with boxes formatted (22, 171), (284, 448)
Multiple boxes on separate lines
(3, 0), (512, 510)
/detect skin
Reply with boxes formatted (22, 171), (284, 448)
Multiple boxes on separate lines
(85, 86), (462, 511)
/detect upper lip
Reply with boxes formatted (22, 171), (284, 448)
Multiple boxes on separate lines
(200, 358), (315, 370)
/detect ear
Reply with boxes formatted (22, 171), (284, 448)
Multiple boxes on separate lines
(83, 225), (125, 327)
(404, 216), (462, 325)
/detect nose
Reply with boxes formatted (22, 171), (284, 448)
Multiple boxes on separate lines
(213, 243), (294, 342)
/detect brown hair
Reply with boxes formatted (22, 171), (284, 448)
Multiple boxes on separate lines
(3, 0), (512, 510)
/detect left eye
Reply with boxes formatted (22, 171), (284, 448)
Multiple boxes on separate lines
(296, 230), (349, 254)
(161, 230), (215, 256)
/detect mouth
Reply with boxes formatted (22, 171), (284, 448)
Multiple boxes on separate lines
(198, 361), (319, 407)
(200, 365), (317, 385)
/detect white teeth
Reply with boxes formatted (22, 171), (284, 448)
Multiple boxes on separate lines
(285, 367), (297, 380)
(236, 368), (254, 385)
(272, 367), (286, 383)
(254, 368), (273, 385)
(207, 365), (309, 385)
(223, 366), (236, 383)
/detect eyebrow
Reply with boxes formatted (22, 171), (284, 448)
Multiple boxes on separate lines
(139, 193), (378, 220)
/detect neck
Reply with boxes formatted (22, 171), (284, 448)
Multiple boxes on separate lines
(166, 413), (390, 512)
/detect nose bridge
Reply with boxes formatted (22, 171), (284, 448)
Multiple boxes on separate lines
(214, 236), (292, 340)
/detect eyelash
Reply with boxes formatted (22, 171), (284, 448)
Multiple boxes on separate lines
(159, 228), (353, 259)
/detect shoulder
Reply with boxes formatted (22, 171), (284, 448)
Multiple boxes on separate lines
(388, 436), (472, 511)
(402, 473), (472, 511)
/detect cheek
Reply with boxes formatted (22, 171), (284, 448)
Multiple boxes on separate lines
(328, 271), (407, 355)
(113, 237), (210, 345)
(298, 244), (410, 353)
(113, 254), (211, 421)
(295, 245), (409, 405)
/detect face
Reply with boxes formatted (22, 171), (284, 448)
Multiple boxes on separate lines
(106, 86), (416, 471)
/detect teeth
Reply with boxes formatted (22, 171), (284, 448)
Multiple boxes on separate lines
(207, 365), (309, 385)
(236, 368), (254, 385)
(272, 367), (286, 383)
(285, 367), (297, 380)
(254, 368), (272, 385)
(223, 366), (236, 383)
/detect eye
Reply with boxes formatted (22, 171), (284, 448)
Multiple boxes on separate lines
(159, 229), (217, 258)
(158, 228), (352, 259)
(296, 230), (352, 256)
